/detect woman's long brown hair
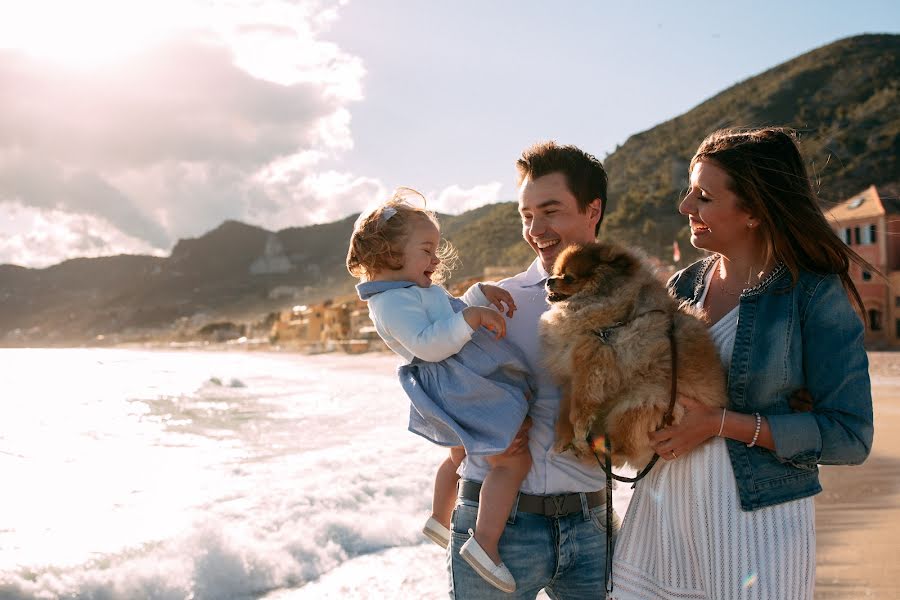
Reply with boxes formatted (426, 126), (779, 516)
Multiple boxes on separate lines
(691, 127), (876, 319)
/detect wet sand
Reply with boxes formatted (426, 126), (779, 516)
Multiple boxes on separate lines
(815, 351), (900, 599)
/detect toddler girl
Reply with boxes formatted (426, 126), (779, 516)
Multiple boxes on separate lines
(347, 188), (534, 593)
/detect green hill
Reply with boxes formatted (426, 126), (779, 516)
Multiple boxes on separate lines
(1, 33), (897, 345)
(601, 33), (900, 261)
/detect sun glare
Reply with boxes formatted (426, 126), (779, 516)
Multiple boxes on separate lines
(0, 0), (190, 68)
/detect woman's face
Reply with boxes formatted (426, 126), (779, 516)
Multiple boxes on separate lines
(679, 159), (761, 258)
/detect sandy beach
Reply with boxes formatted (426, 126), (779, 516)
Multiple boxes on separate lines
(815, 351), (900, 599)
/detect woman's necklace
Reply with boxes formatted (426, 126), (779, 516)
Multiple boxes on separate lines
(716, 259), (763, 297)
(717, 277), (744, 296)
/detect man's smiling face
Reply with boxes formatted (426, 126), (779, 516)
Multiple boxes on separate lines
(518, 172), (601, 272)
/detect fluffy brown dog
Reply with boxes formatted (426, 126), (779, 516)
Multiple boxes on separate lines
(539, 241), (727, 467)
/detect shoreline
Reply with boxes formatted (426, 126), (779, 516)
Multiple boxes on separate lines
(813, 369), (900, 599)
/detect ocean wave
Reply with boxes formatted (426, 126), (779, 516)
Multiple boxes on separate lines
(0, 349), (443, 599)
(1, 485), (434, 600)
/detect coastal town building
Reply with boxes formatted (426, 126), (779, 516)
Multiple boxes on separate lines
(349, 301), (379, 342)
(322, 300), (352, 342)
(825, 185), (900, 348)
(269, 293), (384, 353)
(270, 304), (324, 346)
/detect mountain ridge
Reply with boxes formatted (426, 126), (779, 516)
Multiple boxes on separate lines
(2, 33), (897, 345)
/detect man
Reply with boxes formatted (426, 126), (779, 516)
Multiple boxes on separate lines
(448, 141), (615, 598)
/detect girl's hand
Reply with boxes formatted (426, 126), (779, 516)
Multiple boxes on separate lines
(480, 284), (516, 317)
(463, 306), (507, 339)
(649, 395), (719, 461)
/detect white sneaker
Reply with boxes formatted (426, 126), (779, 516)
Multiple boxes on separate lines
(458, 529), (516, 593)
(422, 516), (450, 549)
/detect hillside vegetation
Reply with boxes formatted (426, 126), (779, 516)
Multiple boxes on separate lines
(2, 34), (897, 344)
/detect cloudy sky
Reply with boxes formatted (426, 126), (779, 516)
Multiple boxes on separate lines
(1, 0), (898, 267)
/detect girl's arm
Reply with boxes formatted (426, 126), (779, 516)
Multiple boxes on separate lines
(459, 282), (490, 307)
(371, 288), (480, 362)
(458, 283), (516, 316)
(766, 276), (873, 467)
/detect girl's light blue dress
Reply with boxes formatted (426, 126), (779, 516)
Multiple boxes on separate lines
(357, 280), (534, 456)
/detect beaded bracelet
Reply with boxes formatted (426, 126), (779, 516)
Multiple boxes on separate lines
(746, 412), (762, 448)
(716, 408), (727, 437)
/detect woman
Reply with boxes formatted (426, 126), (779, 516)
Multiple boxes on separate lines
(610, 127), (874, 600)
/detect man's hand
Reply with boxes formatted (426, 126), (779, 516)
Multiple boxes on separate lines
(499, 416), (532, 457)
(480, 284), (517, 317)
(789, 388), (814, 413)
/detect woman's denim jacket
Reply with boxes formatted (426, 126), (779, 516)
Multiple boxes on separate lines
(669, 257), (874, 511)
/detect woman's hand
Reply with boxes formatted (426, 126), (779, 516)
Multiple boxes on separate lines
(649, 395), (720, 461)
(480, 284), (517, 317)
(463, 306), (507, 339)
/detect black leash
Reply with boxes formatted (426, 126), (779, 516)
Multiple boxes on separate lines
(586, 316), (678, 597)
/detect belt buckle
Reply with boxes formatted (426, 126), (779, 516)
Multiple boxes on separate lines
(545, 494), (566, 517)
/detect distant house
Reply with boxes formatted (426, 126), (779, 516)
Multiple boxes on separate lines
(322, 301), (352, 342)
(825, 185), (900, 348)
(349, 301), (378, 341)
(270, 304), (325, 346)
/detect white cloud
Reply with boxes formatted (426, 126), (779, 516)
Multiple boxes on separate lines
(252, 166), (387, 228)
(0, 1), (371, 267)
(430, 182), (504, 215)
(0, 150), (172, 248)
(0, 40), (335, 169)
(0, 2), (506, 269)
(0, 202), (164, 269)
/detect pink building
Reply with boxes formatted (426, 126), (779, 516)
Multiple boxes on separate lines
(826, 185), (900, 348)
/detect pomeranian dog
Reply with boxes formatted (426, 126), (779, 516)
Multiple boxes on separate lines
(539, 241), (727, 467)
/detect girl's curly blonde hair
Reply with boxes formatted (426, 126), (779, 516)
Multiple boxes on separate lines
(346, 187), (458, 284)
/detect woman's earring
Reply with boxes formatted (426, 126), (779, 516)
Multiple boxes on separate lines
(747, 221), (756, 228)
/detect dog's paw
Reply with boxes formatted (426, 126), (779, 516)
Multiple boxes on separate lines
(553, 438), (572, 454)
(571, 437), (592, 458)
(573, 420), (593, 448)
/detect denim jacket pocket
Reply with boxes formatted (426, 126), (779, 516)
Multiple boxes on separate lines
(783, 450), (818, 470)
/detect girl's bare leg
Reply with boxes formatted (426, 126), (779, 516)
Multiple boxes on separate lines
(474, 450), (532, 564)
(431, 446), (466, 528)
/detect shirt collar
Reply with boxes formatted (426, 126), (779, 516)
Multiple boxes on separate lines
(519, 258), (549, 288)
(356, 280), (416, 300)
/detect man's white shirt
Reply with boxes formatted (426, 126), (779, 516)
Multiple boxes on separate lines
(460, 258), (607, 494)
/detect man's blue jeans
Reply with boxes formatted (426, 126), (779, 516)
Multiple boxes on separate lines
(447, 489), (619, 599)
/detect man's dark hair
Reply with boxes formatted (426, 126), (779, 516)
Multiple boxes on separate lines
(516, 141), (608, 235)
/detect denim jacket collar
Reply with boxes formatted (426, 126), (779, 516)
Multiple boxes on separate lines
(687, 254), (789, 302)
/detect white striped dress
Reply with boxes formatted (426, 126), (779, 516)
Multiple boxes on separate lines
(610, 274), (816, 600)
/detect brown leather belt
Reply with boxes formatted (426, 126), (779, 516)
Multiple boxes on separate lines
(458, 480), (604, 518)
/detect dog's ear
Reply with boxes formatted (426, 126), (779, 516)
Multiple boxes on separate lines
(591, 243), (640, 278)
(573, 242), (642, 298)
(566, 244), (599, 279)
